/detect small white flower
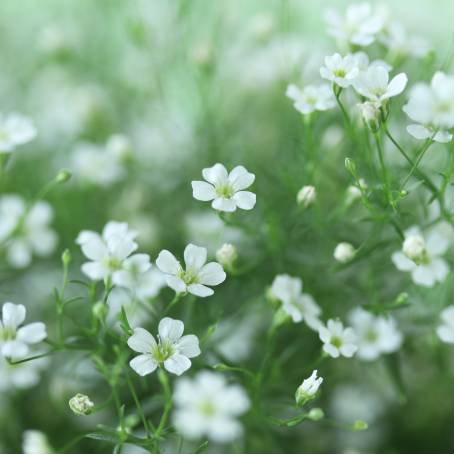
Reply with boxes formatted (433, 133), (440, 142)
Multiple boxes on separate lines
(173, 371), (250, 442)
(192, 163), (256, 212)
(297, 185), (316, 207)
(403, 72), (454, 143)
(357, 101), (381, 132)
(216, 243), (237, 268)
(0, 356), (47, 391)
(69, 393), (95, 416)
(320, 53), (359, 88)
(333, 242), (356, 263)
(392, 225), (450, 287)
(402, 234), (427, 264)
(156, 243), (226, 297)
(286, 84), (335, 115)
(318, 319), (357, 358)
(349, 307), (402, 361)
(353, 65), (407, 104)
(127, 318), (201, 376)
(22, 430), (53, 454)
(76, 221), (141, 282)
(0, 302), (47, 359)
(437, 306), (454, 344)
(295, 370), (323, 405)
(270, 275), (322, 330)
(0, 113), (37, 153)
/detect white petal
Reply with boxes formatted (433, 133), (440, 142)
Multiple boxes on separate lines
(156, 250), (181, 275)
(385, 73), (407, 98)
(202, 163), (228, 186)
(192, 181), (216, 201)
(130, 354), (158, 376)
(127, 328), (157, 353)
(81, 261), (108, 281)
(2, 303), (26, 329)
(164, 354), (191, 376)
(184, 244), (207, 270)
(108, 236), (137, 261)
(407, 124), (431, 140)
(232, 191), (256, 210)
(198, 262), (226, 286)
(187, 283), (214, 297)
(176, 335), (201, 358)
(340, 343), (357, 357)
(431, 258), (449, 282)
(437, 325), (454, 343)
(81, 237), (107, 261)
(391, 251), (415, 272)
(159, 317), (184, 342)
(17, 322), (47, 344)
(228, 166), (255, 191)
(412, 266), (436, 287)
(166, 276), (187, 293)
(323, 343), (339, 358)
(212, 197), (237, 212)
(2, 340), (29, 358)
(7, 240), (32, 268)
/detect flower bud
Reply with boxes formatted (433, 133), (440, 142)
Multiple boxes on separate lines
(216, 243), (237, 268)
(333, 242), (355, 263)
(56, 169), (72, 183)
(308, 407), (324, 421)
(61, 249), (71, 267)
(358, 101), (381, 132)
(344, 157), (357, 177)
(297, 185), (316, 208)
(92, 301), (108, 321)
(69, 393), (94, 416)
(295, 370), (323, 406)
(402, 234), (427, 265)
(353, 420), (368, 431)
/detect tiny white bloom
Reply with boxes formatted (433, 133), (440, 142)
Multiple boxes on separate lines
(0, 302), (47, 359)
(0, 356), (47, 391)
(320, 53), (359, 88)
(286, 84), (335, 115)
(173, 371), (250, 442)
(392, 225), (450, 287)
(357, 101), (381, 132)
(156, 243), (226, 297)
(127, 318), (201, 376)
(216, 243), (237, 268)
(192, 163), (256, 212)
(69, 393), (95, 416)
(402, 234), (427, 264)
(297, 185), (316, 207)
(333, 242), (356, 263)
(437, 306), (454, 344)
(22, 430), (53, 454)
(0, 113), (37, 153)
(318, 319), (357, 358)
(295, 370), (323, 405)
(349, 307), (402, 361)
(270, 275), (322, 330)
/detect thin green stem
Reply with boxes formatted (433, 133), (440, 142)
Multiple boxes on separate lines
(373, 132), (394, 208)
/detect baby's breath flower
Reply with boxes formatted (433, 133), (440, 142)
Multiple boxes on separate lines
(286, 84), (335, 115)
(22, 430), (54, 454)
(402, 233), (427, 265)
(437, 306), (454, 344)
(320, 53), (359, 88)
(0, 112), (37, 153)
(69, 393), (94, 416)
(297, 185), (316, 207)
(357, 101), (381, 132)
(318, 319), (357, 358)
(333, 242), (355, 263)
(216, 243), (237, 269)
(295, 370), (323, 406)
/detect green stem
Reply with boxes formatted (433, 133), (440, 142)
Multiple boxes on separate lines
(154, 369), (173, 451)
(125, 372), (152, 436)
(373, 131), (394, 208)
(400, 138), (434, 190)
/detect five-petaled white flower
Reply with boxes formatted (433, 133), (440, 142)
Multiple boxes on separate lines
(192, 163), (256, 212)
(0, 113), (37, 154)
(353, 66), (407, 104)
(437, 306), (454, 344)
(348, 307), (402, 361)
(295, 370), (323, 405)
(127, 318), (200, 376)
(173, 371), (250, 442)
(286, 84), (335, 115)
(156, 243), (226, 297)
(270, 274), (322, 330)
(318, 319), (357, 358)
(392, 224), (451, 287)
(403, 71), (454, 143)
(320, 53), (359, 88)
(0, 302), (47, 359)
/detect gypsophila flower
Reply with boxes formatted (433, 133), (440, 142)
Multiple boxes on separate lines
(318, 319), (357, 358)
(295, 370), (323, 406)
(297, 185), (316, 207)
(0, 112), (37, 153)
(173, 371), (250, 442)
(357, 101), (381, 132)
(320, 53), (359, 88)
(402, 233), (427, 264)
(286, 84), (335, 115)
(156, 243), (226, 297)
(0, 356), (47, 392)
(0, 302), (47, 359)
(216, 243), (237, 268)
(392, 225), (450, 287)
(69, 393), (94, 416)
(270, 275), (322, 330)
(127, 318), (200, 376)
(349, 307), (402, 361)
(436, 306), (454, 344)
(22, 430), (54, 454)
(192, 163), (256, 212)
(333, 242), (356, 263)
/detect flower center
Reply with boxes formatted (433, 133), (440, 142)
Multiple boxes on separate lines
(331, 336), (343, 348)
(0, 326), (16, 341)
(334, 69), (346, 78)
(179, 268), (200, 285)
(365, 329), (378, 342)
(199, 401), (216, 416)
(104, 256), (122, 271)
(215, 184), (234, 198)
(152, 339), (175, 362)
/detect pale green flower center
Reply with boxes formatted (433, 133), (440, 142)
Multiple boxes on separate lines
(334, 69), (346, 78)
(151, 339), (175, 362)
(104, 256), (122, 270)
(215, 184), (234, 198)
(0, 326), (16, 341)
(199, 401), (216, 416)
(178, 268), (200, 285)
(331, 336), (343, 348)
(365, 329), (378, 342)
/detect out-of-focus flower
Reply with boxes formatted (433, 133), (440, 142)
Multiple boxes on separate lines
(297, 185), (316, 207)
(320, 53), (359, 88)
(437, 306), (454, 344)
(69, 393), (94, 416)
(270, 275), (322, 330)
(357, 101), (381, 132)
(216, 243), (237, 269)
(0, 196), (57, 268)
(22, 430), (54, 454)
(402, 233), (427, 264)
(109, 253), (152, 288)
(192, 163), (256, 212)
(349, 308), (402, 360)
(0, 356), (47, 391)
(318, 319), (357, 358)
(127, 318), (200, 376)
(173, 371), (250, 442)
(334, 242), (356, 263)
(286, 84), (335, 115)
(156, 243), (226, 297)
(392, 225), (451, 287)
(403, 72), (454, 143)
(325, 3), (383, 47)
(295, 370), (323, 406)
(0, 113), (36, 153)
(0, 302), (46, 359)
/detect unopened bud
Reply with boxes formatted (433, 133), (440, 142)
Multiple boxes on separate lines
(56, 169), (72, 183)
(295, 370), (323, 406)
(61, 249), (71, 267)
(92, 301), (108, 321)
(308, 407), (324, 421)
(402, 234), (427, 265)
(344, 158), (357, 177)
(353, 420), (368, 431)
(69, 393), (94, 416)
(216, 243), (237, 268)
(333, 242), (355, 263)
(358, 101), (381, 132)
(297, 185), (316, 208)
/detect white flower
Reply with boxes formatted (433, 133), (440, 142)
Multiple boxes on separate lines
(69, 393), (95, 416)
(353, 65), (407, 104)
(156, 243), (226, 297)
(402, 234), (427, 264)
(318, 319), (357, 358)
(0, 302), (47, 359)
(392, 225), (450, 287)
(437, 306), (454, 344)
(216, 243), (237, 268)
(295, 370), (323, 405)
(0, 356), (47, 391)
(286, 84), (335, 115)
(357, 101), (381, 132)
(22, 430), (53, 454)
(333, 242), (355, 263)
(0, 196), (57, 269)
(270, 275), (322, 330)
(127, 318), (200, 376)
(108, 253), (152, 288)
(173, 371), (250, 442)
(320, 53), (359, 88)
(76, 221), (142, 282)
(403, 72), (454, 143)
(0, 113), (37, 153)
(297, 185), (316, 207)
(349, 307), (402, 361)
(380, 21), (431, 58)
(192, 163), (256, 212)
(325, 3), (383, 47)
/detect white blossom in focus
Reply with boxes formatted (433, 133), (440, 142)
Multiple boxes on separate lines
(286, 84), (335, 115)
(318, 319), (357, 358)
(437, 306), (454, 344)
(295, 370), (323, 405)
(0, 113), (37, 153)
(320, 53), (359, 88)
